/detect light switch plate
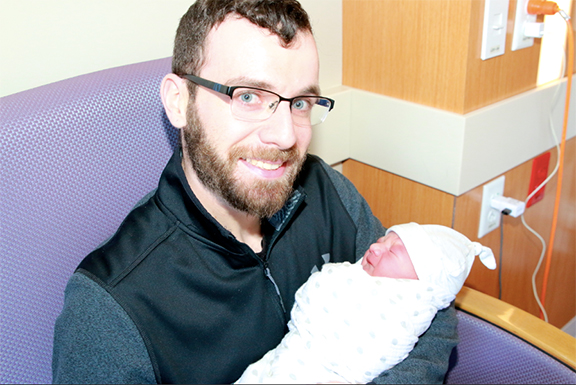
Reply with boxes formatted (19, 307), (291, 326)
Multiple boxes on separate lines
(481, 0), (510, 60)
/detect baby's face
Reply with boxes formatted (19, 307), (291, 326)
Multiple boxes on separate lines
(361, 232), (418, 279)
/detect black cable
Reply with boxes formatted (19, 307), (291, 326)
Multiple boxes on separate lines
(498, 211), (510, 300)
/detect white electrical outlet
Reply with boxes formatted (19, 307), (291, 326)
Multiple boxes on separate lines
(478, 176), (505, 238)
(511, 0), (538, 50)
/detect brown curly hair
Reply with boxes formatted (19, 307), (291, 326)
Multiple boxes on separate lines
(172, 0), (313, 89)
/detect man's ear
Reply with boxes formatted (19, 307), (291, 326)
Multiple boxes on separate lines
(160, 73), (189, 129)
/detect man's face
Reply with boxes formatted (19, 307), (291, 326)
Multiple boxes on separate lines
(361, 232), (418, 279)
(182, 17), (319, 218)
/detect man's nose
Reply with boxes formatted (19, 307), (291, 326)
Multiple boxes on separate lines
(259, 101), (298, 150)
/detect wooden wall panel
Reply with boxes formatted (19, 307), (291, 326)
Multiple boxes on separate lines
(342, 159), (455, 229)
(343, 0), (471, 113)
(342, 0), (541, 114)
(343, 137), (575, 329)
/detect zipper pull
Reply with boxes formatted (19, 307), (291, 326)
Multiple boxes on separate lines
(264, 267), (286, 314)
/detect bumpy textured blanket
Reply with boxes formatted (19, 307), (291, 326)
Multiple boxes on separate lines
(236, 261), (454, 384)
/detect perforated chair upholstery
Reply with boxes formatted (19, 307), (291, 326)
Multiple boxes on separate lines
(0, 57), (177, 384)
(445, 310), (576, 384)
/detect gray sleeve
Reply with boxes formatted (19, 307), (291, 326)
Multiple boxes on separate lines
(320, 160), (459, 384)
(52, 272), (157, 384)
(319, 161), (386, 261)
(372, 302), (459, 384)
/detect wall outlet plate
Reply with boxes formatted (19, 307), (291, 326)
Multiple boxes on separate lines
(478, 176), (505, 238)
(511, 0), (537, 50)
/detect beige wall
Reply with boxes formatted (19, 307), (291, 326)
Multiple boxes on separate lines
(0, 0), (343, 97)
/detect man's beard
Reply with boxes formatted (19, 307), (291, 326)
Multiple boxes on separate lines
(182, 103), (307, 219)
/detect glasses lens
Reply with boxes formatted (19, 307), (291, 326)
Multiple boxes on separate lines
(230, 88), (279, 122)
(310, 98), (332, 126)
(297, 97), (332, 127)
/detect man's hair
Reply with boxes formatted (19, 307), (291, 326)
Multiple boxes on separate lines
(172, 0), (313, 79)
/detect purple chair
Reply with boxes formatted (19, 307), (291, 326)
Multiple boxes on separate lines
(0, 57), (177, 384)
(446, 287), (576, 384)
(1, 58), (575, 384)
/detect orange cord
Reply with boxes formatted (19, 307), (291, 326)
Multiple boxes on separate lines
(527, 2), (574, 320)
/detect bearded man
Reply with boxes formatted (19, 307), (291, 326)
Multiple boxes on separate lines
(52, 1), (458, 383)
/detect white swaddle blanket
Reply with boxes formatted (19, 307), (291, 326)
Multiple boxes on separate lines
(235, 261), (455, 384)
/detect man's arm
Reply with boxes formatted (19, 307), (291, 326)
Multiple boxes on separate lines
(52, 272), (157, 384)
(372, 303), (459, 384)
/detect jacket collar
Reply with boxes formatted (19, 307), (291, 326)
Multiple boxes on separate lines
(156, 149), (306, 249)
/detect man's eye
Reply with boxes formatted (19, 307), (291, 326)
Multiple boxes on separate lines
(239, 92), (257, 103)
(292, 98), (311, 111)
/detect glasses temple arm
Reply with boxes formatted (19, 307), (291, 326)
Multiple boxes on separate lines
(182, 75), (233, 97)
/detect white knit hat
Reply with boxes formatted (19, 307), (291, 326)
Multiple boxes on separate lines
(386, 223), (496, 296)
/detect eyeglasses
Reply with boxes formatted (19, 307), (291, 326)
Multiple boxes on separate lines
(182, 74), (335, 127)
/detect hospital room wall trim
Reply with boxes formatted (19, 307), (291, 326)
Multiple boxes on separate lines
(319, 81), (576, 196)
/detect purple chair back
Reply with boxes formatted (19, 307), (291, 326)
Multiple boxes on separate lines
(0, 57), (177, 384)
(445, 310), (576, 384)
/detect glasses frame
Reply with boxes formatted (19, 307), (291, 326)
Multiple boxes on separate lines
(181, 74), (335, 126)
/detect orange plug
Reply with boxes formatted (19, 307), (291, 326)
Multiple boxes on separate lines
(527, 0), (560, 15)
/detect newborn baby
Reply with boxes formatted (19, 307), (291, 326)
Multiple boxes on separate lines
(235, 223), (496, 384)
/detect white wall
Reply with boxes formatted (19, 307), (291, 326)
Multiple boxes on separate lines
(0, 0), (342, 97)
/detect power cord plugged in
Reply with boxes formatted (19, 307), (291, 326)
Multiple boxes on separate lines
(491, 195), (526, 217)
(526, 0), (571, 23)
(524, 22), (545, 38)
(527, 0), (560, 16)
(522, 1), (572, 38)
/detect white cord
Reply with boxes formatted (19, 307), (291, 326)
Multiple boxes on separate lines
(523, 46), (566, 323)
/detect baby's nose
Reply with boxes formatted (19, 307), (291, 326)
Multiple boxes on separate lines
(368, 242), (387, 257)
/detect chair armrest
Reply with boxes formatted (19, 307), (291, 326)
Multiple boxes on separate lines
(455, 286), (576, 370)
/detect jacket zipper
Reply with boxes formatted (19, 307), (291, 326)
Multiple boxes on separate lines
(263, 265), (286, 315)
(258, 188), (306, 323)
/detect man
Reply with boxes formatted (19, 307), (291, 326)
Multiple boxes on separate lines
(52, 1), (458, 383)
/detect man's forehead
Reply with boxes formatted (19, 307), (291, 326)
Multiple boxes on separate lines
(200, 16), (319, 93)
(204, 16), (313, 58)
(210, 14), (310, 46)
